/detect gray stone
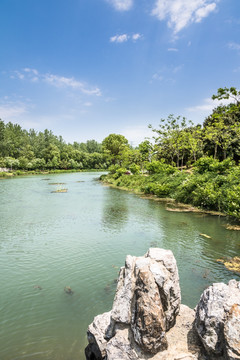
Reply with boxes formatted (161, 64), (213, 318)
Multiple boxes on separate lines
(224, 303), (240, 359)
(85, 311), (111, 360)
(131, 265), (167, 353)
(111, 255), (136, 324)
(147, 248), (181, 330)
(195, 279), (240, 358)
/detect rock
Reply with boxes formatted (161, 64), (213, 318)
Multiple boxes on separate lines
(85, 311), (111, 360)
(106, 324), (139, 360)
(131, 265), (167, 353)
(85, 248), (182, 359)
(146, 248), (181, 330)
(195, 279), (240, 358)
(85, 248), (239, 360)
(224, 304), (240, 359)
(111, 255), (136, 324)
(64, 286), (74, 294)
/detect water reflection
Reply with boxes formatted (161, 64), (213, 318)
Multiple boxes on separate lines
(101, 188), (129, 232)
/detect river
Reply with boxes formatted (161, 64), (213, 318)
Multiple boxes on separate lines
(0, 172), (239, 360)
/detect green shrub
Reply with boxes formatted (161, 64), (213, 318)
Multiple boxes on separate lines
(146, 160), (176, 175)
(108, 164), (120, 174)
(113, 167), (128, 179)
(129, 164), (140, 175)
(194, 157), (235, 174)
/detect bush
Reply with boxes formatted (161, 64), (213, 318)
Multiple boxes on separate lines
(146, 160), (176, 175)
(194, 157), (235, 175)
(113, 167), (128, 179)
(108, 164), (120, 174)
(129, 164), (140, 175)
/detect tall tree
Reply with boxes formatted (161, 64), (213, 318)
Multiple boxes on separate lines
(102, 134), (129, 164)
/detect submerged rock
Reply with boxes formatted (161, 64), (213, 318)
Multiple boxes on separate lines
(64, 286), (74, 295)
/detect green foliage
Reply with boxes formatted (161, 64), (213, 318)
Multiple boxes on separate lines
(146, 160), (176, 174)
(0, 119), (107, 170)
(212, 87), (240, 105)
(112, 167), (128, 179)
(194, 157), (235, 174)
(102, 133), (129, 164)
(108, 164), (120, 174)
(129, 163), (140, 174)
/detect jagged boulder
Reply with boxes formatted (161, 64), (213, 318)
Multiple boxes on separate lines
(85, 248), (182, 359)
(131, 264), (168, 353)
(195, 279), (240, 359)
(85, 248), (240, 360)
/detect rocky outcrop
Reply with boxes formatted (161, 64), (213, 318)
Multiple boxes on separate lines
(195, 279), (240, 359)
(85, 248), (240, 360)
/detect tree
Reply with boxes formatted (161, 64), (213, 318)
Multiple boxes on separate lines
(86, 139), (102, 153)
(149, 115), (192, 168)
(102, 134), (129, 164)
(212, 87), (240, 105)
(204, 89), (240, 161)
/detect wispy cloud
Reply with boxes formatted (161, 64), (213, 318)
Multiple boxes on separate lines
(228, 42), (240, 51)
(110, 34), (129, 43)
(151, 64), (183, 82)
(0, 101), (28, 121)
(168, 48), (179, 52)
(110, 33), (142, 43)
(132, 33), (142, 41)
(152, 73), (164, 81)
(186, 97), (233, 112)
(11, 68), (101, 96)
(152, 0), (218, 34)
(122, 125), (153, 146)
(107, 0), (133, 11)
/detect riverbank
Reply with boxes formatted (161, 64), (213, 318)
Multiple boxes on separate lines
(100, 165), (240, 220)
(0, 168), (106, 179)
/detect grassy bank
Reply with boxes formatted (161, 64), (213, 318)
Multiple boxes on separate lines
(101, 158), (240, 220)
(0, 168), (106, 179)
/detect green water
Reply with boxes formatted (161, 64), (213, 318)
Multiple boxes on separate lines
(0, 172), (239, 360)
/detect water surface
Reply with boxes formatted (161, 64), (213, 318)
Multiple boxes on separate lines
(0, 172), (239, 360)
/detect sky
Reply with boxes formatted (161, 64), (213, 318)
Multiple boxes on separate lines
(0, 0), (240, 146)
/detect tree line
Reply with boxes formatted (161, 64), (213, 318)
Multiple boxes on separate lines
(0, 87), (240, 172)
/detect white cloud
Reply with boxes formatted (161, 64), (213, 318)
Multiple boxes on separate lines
(24, 68), (39, 75)
(152, 0), (218, 34)
(186, 97), (233, 113)
(110, 34), (129, 43)
(152, 73), (164, 81)
(168, 48), (179, 52)
(132, 33), (141, 41)
(228, 42), (240, 51)
(110, 33), (142, 43)
(107, 0), (133, 11)
(11, 69), (101, 96)
(0, 103), (28, 120)
(122, 125), (153, 146)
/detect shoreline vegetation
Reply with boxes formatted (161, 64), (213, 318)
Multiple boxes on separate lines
(1, 87), (240, 219)
(100, 158), (240, 221)
(0, 168), (105, 179)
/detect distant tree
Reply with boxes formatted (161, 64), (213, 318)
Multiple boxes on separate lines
(102, 134), (129, 164)
(149, 115), (191, 167)
(86, 139), (102, 153)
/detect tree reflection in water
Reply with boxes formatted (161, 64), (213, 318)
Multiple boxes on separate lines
(102, 187), (129, 232)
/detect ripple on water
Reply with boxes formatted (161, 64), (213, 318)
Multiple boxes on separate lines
(0, 172), (239, 360)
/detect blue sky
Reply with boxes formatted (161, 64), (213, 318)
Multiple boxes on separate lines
(0, 0), (240, 145)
